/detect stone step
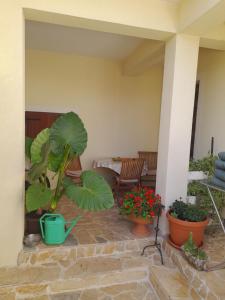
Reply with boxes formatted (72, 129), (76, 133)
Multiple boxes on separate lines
(18, 236), (160, 266)
(0, 250), (160, 299)
(149, 264), (198, 300)
(1, 281), (159, 300)
(163, 240), (225, 299)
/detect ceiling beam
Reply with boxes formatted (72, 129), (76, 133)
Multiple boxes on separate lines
(122, 40), (164, 76)
(23, 0), (179, 41)
(178, 0), (225, 36)
(200, 24), (225, 50)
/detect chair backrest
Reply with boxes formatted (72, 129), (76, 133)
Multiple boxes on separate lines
(138, 151), (157, 170)
(119, 158), (144, 180)
(66, 156), (82, 171)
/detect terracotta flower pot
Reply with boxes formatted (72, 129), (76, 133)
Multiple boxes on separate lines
(167, 212), (209, 248)
(25, 210), (48, 234)
(128, 214), (153, 237)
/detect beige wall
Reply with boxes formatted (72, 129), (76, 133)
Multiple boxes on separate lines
(26, 49), (163, 169)
(195, 48), (225, 158)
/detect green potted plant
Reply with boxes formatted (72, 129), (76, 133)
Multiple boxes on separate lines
(188, 155), (225, 220)
(25, 112), (114, 233)
(167, 200), (208, 248)
(181, 232), (208, 271)
(119, 187), (161, 237)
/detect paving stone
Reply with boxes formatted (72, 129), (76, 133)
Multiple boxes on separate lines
(64, 257), (122, 278)
(49, 292), (80, 300)
(190, 288), (202, 300)
(101, 282), (139, 296)
(16, 283), (48, 296)
(206, 292), (219, 300)
(101, 270), (147, 286)
(102, 243), (117, 255)
(31, 296), (50, 300)
(50, 275), (99, 293)
(0, 287), (15, 300)
(80, 289), (99, 300)
(0, 265), (61, 286)
(77, 245), (95, 258)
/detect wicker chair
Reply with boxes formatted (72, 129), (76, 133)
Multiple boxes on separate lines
(138, 151), (157, 187)
(115, 158), (144, 198)
(65, 156), (82, 184)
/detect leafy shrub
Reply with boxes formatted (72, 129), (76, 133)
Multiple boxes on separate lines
(183, 233), (207, 260)
(188, 154), (225, 218)
(189, 154), (217, 176)
(170, 200), (208, 222)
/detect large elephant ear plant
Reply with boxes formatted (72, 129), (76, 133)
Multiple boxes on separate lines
(25, 112), (114, 213)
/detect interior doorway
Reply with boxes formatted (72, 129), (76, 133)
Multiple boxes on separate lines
(190, 81), (200, 159)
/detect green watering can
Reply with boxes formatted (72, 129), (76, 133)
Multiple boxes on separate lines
(40, 213), (81, 245)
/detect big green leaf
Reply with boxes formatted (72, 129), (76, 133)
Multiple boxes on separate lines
(48, 151), (64, 172)
(50, 112), (87, 155)
(65, 171), (114, 211)
(25, 137), (33, 159)
(26, 183), (52, 212)
(31, 128), (50, 164)
(63, 176), (75, 189)
(28, 142), (51, 182)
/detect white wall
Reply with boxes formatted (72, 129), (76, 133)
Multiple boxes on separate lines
(26, 49), (163, 169)
(195, 48), (225, 158)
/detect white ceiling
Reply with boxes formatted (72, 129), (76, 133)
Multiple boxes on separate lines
(26, 21), (144, 60)
(162, 0), (182, 4)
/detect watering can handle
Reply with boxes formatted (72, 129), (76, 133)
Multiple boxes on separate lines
(39, 213), (58, 239)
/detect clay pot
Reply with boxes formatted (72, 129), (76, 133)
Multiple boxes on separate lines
(25, 210), (48, 234)
(128, 214), (153, 237)
(167, 212), (209, 248)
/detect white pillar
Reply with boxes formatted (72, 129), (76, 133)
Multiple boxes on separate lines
(0, 3), (25, 266)
(156, 34), (199, 233)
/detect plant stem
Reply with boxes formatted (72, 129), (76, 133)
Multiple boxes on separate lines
(51, 144), (71, 210)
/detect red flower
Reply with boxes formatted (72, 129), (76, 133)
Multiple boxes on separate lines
(120, 188), (161, 219)
(150, 211), (155, 217)
(134, 196), (142, 202)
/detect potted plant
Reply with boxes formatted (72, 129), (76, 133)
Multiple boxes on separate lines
(188, 155), (225, 220)
(167, 200), (208, 248)
(119, 187), (161, 237)
(25, 112), (114, 235)
(181, 233), (208, 271)
(188, 154), (216, 181)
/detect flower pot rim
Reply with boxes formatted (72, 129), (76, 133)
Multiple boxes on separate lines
(166, 211), (209, 227)
(128, 213), (153, 224)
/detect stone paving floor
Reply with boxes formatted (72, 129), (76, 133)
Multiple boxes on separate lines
(56, 196), (156, 246)
(203, 229), (225, 267)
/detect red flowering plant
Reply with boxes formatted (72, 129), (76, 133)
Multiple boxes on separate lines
(119, 186), (161, 220)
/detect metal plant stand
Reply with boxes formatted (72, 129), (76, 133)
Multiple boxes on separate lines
(141, 205), (164, 265)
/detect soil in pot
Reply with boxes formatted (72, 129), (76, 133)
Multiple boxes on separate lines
(128, 214), (153, 237)
(167, 212), (208, 248)
(25, 210), (48, 234)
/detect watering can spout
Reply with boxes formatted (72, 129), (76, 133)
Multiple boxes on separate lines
(65, 215), (81, 239)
